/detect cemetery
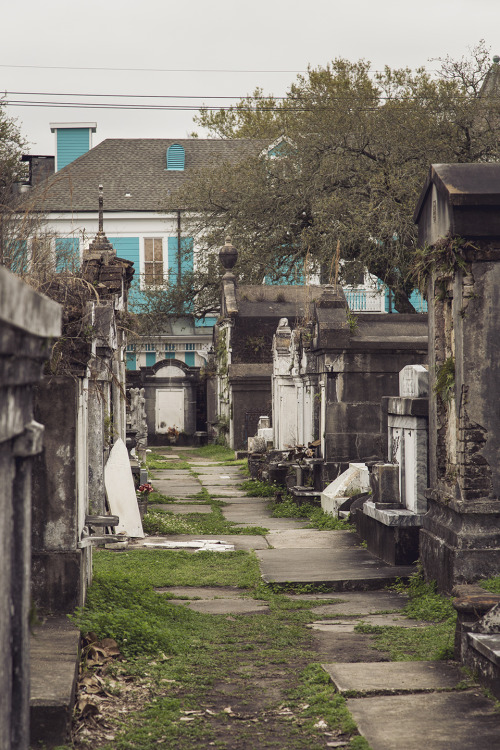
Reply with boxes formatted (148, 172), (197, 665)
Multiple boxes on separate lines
(4, 164), (500, 747)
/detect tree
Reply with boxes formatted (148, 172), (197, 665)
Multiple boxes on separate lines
(149, 41), (500, 317)
(0, 102), (55, 276)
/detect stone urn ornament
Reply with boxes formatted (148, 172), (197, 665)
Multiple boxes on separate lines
(136, 482), (154, 521)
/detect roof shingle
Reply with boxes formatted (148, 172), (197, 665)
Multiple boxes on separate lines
(31, 138), (267, 213)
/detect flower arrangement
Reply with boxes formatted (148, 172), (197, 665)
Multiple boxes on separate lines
(166, 425), (180, 443)
(137, 483), (154, 500)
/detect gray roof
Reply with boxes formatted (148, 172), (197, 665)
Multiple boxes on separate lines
(414, 163), (500, 222)
(31, 138), (267, 213)
(236, 284), (325, 318)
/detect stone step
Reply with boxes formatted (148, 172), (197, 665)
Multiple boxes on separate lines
(323, 660), (471, 695)
(30, 616), (80, 748)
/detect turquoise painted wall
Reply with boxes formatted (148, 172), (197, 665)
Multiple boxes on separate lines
(384, 288), (428, 313)
(57, 128), (91, 170)
(167, 237), (194, 285)
(195, 316), (217, 328)
(55, 238), (80, 271)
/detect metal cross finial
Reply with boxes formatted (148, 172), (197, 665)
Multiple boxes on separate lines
(98, 185), (104, 232)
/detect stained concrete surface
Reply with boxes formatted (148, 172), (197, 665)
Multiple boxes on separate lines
(307, 590), (408, 615)
(347, 691), (500, 750)
(256, 546), (415, 587)
(309, 614), (430, 632)
(148, 503), (212, 514)
(323, 661), (472, 695)
(265, 529), (360, 549)
(167, 598), (270, 614)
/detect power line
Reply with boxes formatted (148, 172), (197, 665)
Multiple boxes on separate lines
(5, 90), (287, 101)
(0, 63), (306, 74)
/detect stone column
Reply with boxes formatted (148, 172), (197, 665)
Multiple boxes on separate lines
(0, 267), (61, 750)
(415, 163), (500, 592)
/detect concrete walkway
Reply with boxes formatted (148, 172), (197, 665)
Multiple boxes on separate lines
(188, 457), (500, 749)
(32, 450), (500, 748)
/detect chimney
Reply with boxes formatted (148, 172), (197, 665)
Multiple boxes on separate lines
(50, 122), (97, 171)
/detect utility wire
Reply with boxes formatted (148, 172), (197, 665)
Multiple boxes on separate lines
(0, 63), (306, 74)
(4, 90), (471, 102)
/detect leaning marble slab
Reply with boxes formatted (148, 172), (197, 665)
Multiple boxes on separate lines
(104, 438), (144, 538)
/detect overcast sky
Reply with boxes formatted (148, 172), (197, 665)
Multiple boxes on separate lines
(2, 0), (499, 155)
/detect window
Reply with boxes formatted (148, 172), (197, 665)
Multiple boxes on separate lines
(144, 238), (164, 286)
(165, 343), (175, 360)
(166, 144), (185, 171)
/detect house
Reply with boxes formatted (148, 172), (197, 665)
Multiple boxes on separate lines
(25, 125), (269, 439)
(24, 123), (426, 443)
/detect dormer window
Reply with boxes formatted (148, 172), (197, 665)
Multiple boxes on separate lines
(166, 144), (185, 171)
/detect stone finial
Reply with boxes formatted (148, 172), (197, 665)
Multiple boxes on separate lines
(84, 186), (116, 262)
(219, 237), (238, 272)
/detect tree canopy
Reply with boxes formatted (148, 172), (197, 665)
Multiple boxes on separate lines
(144, 41), (500, 318)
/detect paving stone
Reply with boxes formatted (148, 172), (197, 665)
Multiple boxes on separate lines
(152, 470), (192, 477)
(322, 661), (472, 695)
(197, 474), (243, 484)
(193, 466), (243, 474)
(266, 529), (357, 549)
(347, 691), (500, 750)
(205, 488), (248, 497)
(148, 504), (212, 514)
(307, 591), (408, 615)
(155, 586), (252, 599)
(167, 598), (269, 614)
(153, 481), (200, 496)
(257, 545), (415, 588)
(308, 614), (431, 632)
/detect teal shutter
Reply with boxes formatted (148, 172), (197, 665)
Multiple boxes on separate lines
(126, 353), (137, 370)
(55, 238), (80, 271)
(166, 144), (185, 170)
(109, 237), (141, 310)
(57, 128), (91, 170)
(185, 352), (195, 367)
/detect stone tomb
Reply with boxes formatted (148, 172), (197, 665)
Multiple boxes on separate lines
(356, 365), (429, 566)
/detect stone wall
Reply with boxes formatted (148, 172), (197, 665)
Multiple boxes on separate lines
(415, 163), (500, 592)
(0, 266), (61, 750)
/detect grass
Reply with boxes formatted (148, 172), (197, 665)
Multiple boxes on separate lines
(307, 508), (354, 531)
(183, 444), (236, 461)
(68, 550), (370, 749)
(269, 494), (354, 530)
(480, 576), (500, 594)
(91, 548), (261, 589)
(240, 478), (279, 497)
(143, 508), (268, 536)
(354, 569), (457, 662)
